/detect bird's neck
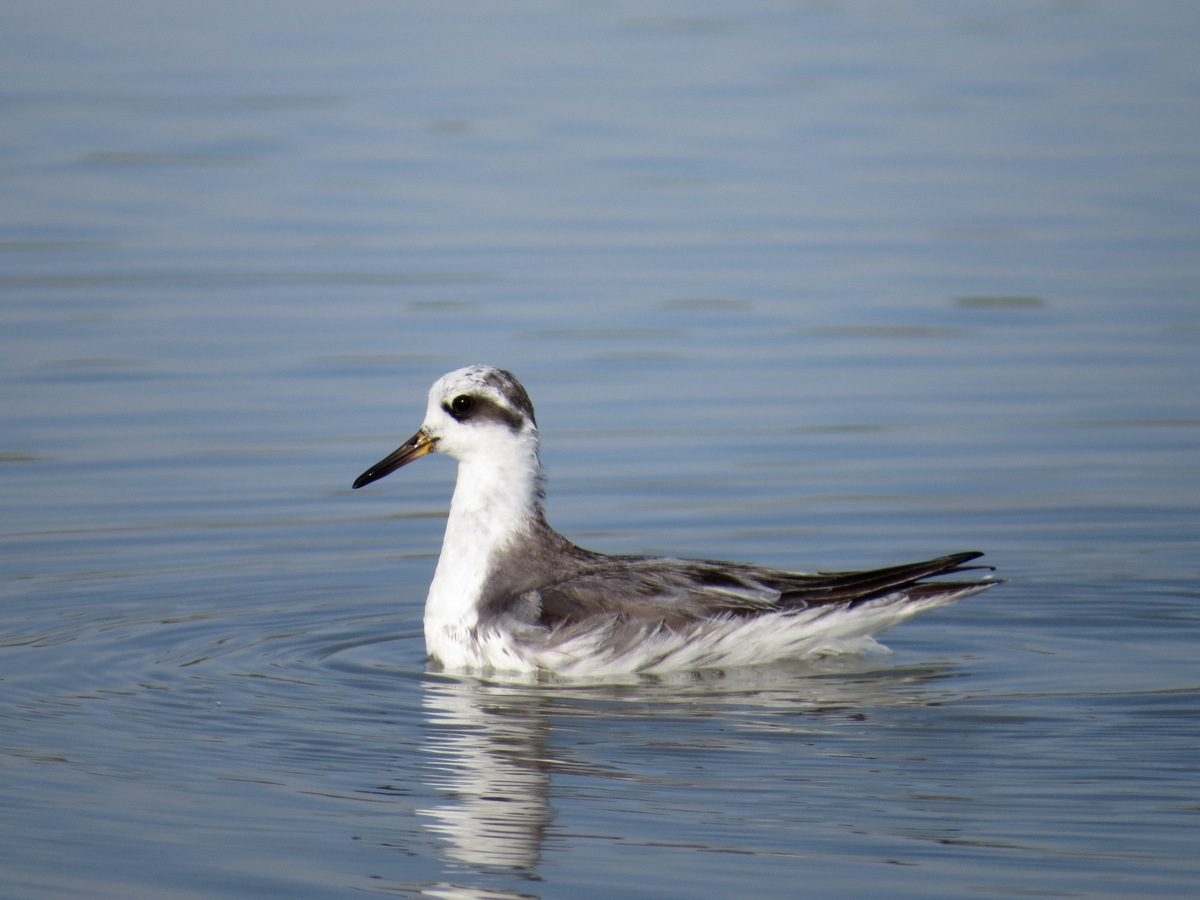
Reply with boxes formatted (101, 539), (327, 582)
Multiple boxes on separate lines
(424, 442), (543, 648)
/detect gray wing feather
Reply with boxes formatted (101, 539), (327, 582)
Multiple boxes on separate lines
(528, 551), (995, 628)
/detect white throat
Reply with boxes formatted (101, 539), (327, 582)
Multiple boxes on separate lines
(424, 429), (542, 656)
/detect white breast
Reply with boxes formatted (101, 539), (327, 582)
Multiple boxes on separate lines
(423, 436), (542, 664)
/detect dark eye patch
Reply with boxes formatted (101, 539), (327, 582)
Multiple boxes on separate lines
(443, 393), (526, 431)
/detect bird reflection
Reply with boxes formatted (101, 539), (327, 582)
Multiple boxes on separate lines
(417, 880), (541, 900)
(412, 658), (962, 895)
(418, 678), (555, 873)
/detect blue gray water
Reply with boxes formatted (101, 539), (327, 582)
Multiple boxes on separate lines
(2, 2), (1198, 898)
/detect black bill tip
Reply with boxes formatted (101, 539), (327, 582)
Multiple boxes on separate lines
(352, 430), (436, 489)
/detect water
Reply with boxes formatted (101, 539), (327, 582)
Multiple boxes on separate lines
(2, 1), (1199, 897)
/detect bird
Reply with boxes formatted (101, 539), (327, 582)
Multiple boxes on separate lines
(353, 365), (1000, 676)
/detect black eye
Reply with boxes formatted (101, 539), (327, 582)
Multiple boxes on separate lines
(450, 394), (475, 416)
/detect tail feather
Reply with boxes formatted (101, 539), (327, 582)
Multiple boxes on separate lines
(778, 551), (1001, 609)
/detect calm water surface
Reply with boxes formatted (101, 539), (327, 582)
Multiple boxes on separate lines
(2, 2), (1199, 898)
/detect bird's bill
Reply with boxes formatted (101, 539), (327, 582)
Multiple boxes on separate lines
(353, 429), (437, 489)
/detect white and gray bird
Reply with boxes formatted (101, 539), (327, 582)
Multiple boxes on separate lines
(354, 365), (1000, 676)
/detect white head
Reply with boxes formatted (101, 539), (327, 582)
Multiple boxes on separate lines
(354, 367), (547, 650)
(353, 365), (540, 489)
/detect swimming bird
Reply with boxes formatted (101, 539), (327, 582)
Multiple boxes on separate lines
(353, 365), (1000, 675)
